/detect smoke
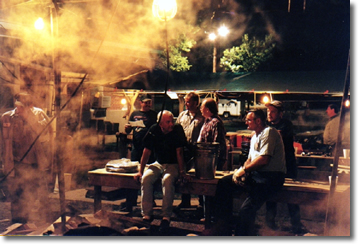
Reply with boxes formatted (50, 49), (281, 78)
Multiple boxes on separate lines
(3, 1), (350, 234)
(2, 1), (211, 82)
(2, 0), (282, 82)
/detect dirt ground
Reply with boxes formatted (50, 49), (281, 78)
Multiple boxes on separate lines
(0, 184), (346, 236)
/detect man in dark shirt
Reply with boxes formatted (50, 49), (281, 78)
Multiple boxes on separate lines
(265, 100), (308, 234)
(134, 110), (190, 232)
(125, 93), (157, 162)
(122, 93), (157, 212)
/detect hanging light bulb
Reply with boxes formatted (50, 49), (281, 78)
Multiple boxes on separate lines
(34, 17), (45, 30)
(262, 95), (270, 104)
(152, 0), (177, 21)
(344, 99), (350, 108)
(209, 33), (216, 41)
(218, 25), (229, 37)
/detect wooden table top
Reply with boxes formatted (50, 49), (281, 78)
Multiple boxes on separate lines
(88, 168), (350, 194)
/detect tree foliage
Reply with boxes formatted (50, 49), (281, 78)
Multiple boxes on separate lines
(157, 26), (198, 72)
(220, 34), (276, 73)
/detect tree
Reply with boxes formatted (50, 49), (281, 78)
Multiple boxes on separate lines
(220, 34), (276, 73)
(157, 27), (198, 72)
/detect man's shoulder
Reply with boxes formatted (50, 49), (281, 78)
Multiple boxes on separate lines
(273, 118), (292, 128)
(264, 126), (280, 136)
(131, 110), (157, 116)
(172, 124), (186, 136)
(31, 107), (47, 116)
(174, 123), (184, 131)
(148, 109), (157, 114)
(177, 110), (189, 119)
(129, 110), (141, 116)
(1, 109), (16, 119)
(178, 110), (187, 116)
(326, 115), (339, 127)
(281, 118), (293, 125)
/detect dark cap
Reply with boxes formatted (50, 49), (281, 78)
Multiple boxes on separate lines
(140, 93), (152, 102)
(266, 100), (283, 111)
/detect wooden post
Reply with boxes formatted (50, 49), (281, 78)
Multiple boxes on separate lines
(324, 51), (350, 235)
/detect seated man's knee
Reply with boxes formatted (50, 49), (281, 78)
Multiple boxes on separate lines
(142, 172), (159, 185)
(162, 173), (176, 187)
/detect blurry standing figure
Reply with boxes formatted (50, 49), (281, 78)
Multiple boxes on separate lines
(198, 98), (226, 170)
(1, 92), (53, 223)
(323, 104), (350, 156)
(122, 93), (157, 212)
(175, 92), (204, 209)
(323, 104), (340, 154)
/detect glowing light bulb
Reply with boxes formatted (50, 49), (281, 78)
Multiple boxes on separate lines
(344, 99), (350, 108)
(121, 98), (127, 105)
(152, 0), (177, 21)
(34, 18), (45, 30)
(209, 33), (216, 41)
(262, 95), (270, 104)
(218, 26), (229, 37)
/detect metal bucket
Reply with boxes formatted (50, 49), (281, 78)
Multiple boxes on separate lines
(194, 142), (220, 179)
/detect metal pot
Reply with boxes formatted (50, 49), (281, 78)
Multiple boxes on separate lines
(194, 142), (220, 179)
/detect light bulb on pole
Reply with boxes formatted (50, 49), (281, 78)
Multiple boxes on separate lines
(218, 26), (229, 37)
(152, 0), (177, 21)
(152, 0), (177, 69)
(34, 17), (45, 30)
(152, 0), (177, 118)
(209, 25), (229, 73)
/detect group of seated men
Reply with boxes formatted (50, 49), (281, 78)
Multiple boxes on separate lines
(122, 93), (307, 235)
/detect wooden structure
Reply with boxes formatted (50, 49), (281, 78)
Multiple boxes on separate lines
(88, 168), (350, 229)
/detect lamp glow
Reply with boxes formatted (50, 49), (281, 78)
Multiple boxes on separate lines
(121, 98), (127, 105)
(262, 95), (270, 104)
(34, 17), (45, 30)
(344, 99), (350, 108)
(218, 25), (229, 37)
(209, 33), (216, 41)
(152, 0), (177, 21)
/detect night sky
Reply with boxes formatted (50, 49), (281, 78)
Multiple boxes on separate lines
(190, 0), (350, 73)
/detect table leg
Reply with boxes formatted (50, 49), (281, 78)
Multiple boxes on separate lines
(204, 196), (214, 229)
(94, 185), (102, 213)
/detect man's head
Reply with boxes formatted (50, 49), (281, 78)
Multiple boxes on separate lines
(326, 104), (339, 118)
(158, 110), (174, 134)
(14, 92), (33, 116)
(200, 98), (218, 118)
(246, 109), (266, 132)
(139, 93), (152, 112)
(266, 100), (283, 124)
(184, 92), (200, 113)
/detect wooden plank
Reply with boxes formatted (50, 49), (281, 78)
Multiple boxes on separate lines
(296, 155), (334, 160)
(88, 168), (350, 205)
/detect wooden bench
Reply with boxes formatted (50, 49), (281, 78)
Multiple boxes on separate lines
(88, 168), (350, 228)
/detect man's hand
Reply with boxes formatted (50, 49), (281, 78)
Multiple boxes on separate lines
(134, 172), (142, 182)
(232, 166), (246, 185)
(180, 171), (192, 183)
(124, 124), (132, 134)
(177, 171), (191, 186)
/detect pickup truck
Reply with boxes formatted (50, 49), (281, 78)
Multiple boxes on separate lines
(218, 99), (241, 118)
